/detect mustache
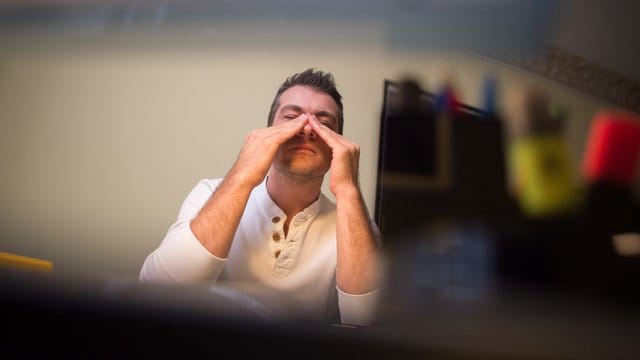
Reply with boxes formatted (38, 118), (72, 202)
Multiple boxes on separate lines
(285, 138), (327, 151)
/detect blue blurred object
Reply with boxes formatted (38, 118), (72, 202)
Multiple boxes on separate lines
(482, 73), (497, 119)
(434, 83), (460, 115)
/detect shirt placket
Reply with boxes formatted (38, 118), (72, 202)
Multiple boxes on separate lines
(271, 213), (307, 277)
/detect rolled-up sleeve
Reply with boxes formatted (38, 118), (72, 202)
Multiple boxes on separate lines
(337, 286), (380, 326)
(139, 179), (226, 284)
(337, 219), (384, 326)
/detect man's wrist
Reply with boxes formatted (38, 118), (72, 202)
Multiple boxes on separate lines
(226, 165), (264, 189)
(333, 183), (361, 202)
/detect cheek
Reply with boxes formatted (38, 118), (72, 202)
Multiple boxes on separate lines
(319, 142), (333, 159)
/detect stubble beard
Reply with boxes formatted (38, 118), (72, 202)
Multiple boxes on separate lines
(273, 157), (327, 185)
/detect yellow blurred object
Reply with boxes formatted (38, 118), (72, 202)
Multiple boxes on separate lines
(0, 251), (54, 272)
(509, 134), (581, 217)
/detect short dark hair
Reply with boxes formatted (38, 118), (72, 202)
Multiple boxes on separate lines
(267, 68), (344, 134)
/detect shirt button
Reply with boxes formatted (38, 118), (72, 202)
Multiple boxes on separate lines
(272, 233), (281, 241)
(271, 216), (281, 223)
(274, 250), (281, 258)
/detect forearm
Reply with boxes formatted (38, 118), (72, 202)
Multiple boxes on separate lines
(190, 168), (255, 259)
(140, 219), (226, 284)
(335, 185), (381, 295)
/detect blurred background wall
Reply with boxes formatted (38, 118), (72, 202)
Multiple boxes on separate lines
(0, 0), (635, 278)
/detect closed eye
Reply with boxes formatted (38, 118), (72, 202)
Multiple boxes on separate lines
(279, 105), (303, 120)
(316, 115), (337, 131)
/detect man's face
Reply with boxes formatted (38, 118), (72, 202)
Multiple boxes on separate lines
(271, 85), (340, 182)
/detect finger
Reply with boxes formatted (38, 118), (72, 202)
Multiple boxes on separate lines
(269, 114), (308, 143)
(309, 115), (360, 165)
(308, 116), (346, 148)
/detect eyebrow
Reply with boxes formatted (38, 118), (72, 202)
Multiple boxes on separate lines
(279, 105), (338, 128)
(279, 105), (303, 114)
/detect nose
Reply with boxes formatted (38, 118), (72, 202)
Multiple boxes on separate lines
(298, 120), (317, 139)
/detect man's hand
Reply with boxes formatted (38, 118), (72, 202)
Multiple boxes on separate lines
(231, 115), (308, 187)
(309, 116), (380, 297)
(308, 116), (360, 198)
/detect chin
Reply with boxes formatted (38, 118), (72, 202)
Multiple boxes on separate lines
(277, 163), (327, 180)
(288, 166), (323, 178)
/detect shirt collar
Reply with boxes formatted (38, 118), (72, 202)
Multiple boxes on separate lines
(255, 177), (323, 221)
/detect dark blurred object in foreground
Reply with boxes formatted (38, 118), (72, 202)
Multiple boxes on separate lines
(2, 264), (639, 359)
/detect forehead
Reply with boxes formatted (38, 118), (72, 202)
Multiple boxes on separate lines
(277, 85), (340, 116)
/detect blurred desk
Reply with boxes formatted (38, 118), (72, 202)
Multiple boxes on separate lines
(375, 284), (640, 359)
(1, 269), (639, 359)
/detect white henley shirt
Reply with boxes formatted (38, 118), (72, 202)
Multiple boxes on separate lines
(140, 178), (381, 325)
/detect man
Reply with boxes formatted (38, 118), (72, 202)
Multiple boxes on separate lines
(140, 69), (382, 326)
